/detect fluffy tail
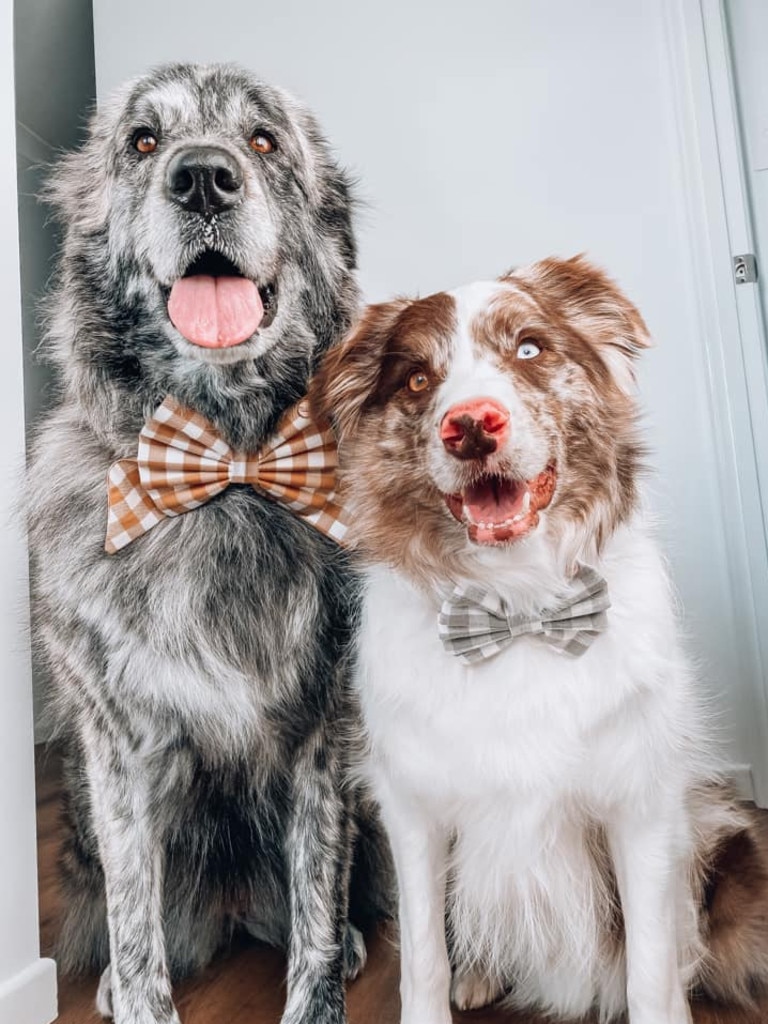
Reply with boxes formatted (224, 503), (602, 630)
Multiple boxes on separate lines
(695, 792), (768, 1004)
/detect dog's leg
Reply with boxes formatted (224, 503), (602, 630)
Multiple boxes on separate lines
(378, 783), (452, 1024)
(280, 728), (355, 1024)
(607, 799), (693, 1024)
(81, 718), (179, 1024)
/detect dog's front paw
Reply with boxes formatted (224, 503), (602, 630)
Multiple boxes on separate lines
(450, 966), (504, 1011)
(94, 967), (181, 1024)
(342, 922), (367, 981)
(281, 982), (346, 1024)
(281, 1007), (346, 1024)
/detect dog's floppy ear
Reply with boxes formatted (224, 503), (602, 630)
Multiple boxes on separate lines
(509, 255), (652, 393)
(309, 299), (410, 438)
(43, 81), (140, 235)
(43, 120), (113, 234)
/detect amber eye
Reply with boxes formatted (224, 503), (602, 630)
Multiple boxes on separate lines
(132, 130), (158, 154)
(249, 131), (276, 154)
(407, 369), (430, 393)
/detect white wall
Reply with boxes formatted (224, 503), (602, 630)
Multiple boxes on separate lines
(15, 0), (96, 740)
(0, 0), (57, 1016)
(90, 0), (768, 799)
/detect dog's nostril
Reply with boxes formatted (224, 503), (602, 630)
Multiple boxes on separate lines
(481, 408), (509, 435)
(170, 168), (195, 196)
(214, 166), (240, 193)
(442, 419), (468, 446)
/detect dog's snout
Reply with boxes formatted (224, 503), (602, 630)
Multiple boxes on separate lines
(166, 146), (244, 214)
(440, 398), (510, 460)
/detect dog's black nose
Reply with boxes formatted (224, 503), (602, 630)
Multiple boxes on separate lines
(166, 146), (244, 214)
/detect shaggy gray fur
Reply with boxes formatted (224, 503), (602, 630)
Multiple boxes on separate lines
(27, 62), (391, 1024)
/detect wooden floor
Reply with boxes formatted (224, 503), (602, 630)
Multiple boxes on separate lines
(36, 747), (767, 1024)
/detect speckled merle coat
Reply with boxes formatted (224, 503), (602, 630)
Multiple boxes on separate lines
(27, 63), (390, 1024)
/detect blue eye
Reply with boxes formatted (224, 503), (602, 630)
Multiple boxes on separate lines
(517, 340), (541, 360)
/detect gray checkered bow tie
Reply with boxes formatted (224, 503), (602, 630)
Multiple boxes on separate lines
(438, 565), (610, 665)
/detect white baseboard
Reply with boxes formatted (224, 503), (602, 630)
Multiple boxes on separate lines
(0, 958), (57, 1024)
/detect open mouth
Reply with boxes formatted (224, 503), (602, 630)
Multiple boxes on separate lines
(444, 465), (557, 545)
(166, 250), (278, 349)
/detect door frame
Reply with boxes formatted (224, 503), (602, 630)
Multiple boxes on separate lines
(663, 0), (768, 805)
(1, 0), (58, 1019)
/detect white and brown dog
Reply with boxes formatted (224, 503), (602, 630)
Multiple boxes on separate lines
(311, 256), (768, 1024)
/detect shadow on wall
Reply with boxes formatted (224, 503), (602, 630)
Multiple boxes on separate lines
(14, 0), (96, 740)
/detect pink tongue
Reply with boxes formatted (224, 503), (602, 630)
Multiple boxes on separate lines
(465, 479), (525, 524)
(168, 275), (264, 348)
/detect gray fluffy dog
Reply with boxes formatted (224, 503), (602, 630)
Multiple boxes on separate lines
(27, 63), (390, 1024)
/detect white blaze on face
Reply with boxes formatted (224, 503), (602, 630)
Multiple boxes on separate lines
(437, 280), (547, 470)
(436, 281), (511, 422)
(429, 281), (558, 547)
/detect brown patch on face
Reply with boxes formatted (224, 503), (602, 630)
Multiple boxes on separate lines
(369, 292), (456, 412)
(475, 285), (618, 395)
(309, 292), (468, 581)
(309, 299), (411, 435)
(310, 293), (455, 433)
(508, 254), (651, 388)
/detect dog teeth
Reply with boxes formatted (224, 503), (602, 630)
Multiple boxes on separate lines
(462, 504), (532, 532)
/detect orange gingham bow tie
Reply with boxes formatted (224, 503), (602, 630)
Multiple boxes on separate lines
(105, 396), (350, 553)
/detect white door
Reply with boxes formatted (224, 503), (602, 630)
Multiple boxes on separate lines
(678, 0), (768, 802)
(726, 1), (768, 338)
(723, 0), (768, 552)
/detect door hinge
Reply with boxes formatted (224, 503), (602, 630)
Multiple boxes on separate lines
(734, 253), (758, 284)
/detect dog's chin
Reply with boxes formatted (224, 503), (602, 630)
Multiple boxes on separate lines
(443, 465), (557, 547)
(166, 321), (279, 367)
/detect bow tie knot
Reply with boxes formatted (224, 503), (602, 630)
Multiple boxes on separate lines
(105, 396), (349, 553)
(227, 457), (254, 485)
(438, 565), (610, 664)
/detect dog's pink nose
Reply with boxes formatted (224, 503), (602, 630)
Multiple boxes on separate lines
(440, 398), (510, 459)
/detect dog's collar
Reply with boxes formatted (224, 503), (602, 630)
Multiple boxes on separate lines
(104, 395), (349, 553)
(437, 564), (610, 664)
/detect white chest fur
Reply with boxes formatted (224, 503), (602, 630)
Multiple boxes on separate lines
(358, 528), (695, 814)
(355, 526), (709, 1022)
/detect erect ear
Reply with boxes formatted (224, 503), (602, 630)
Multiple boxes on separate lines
(509, 255), (652, 393)
(309, 299), (410, 439)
